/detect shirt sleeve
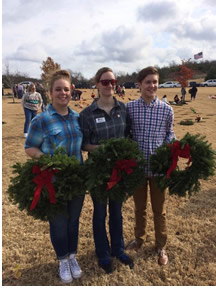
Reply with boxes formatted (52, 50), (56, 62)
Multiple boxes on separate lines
(125, 105), (132, 138)
(21, 93), (27, 107)
(165, 107), (176, 143)
(24, 116), (44, 149)
(79, 110), (91, 145)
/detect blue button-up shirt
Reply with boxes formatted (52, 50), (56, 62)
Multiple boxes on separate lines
(127, 97), (176, 176)
(25, 104), (83, 163)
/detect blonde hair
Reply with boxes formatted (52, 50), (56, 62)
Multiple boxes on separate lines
(49, 70), (71, 93)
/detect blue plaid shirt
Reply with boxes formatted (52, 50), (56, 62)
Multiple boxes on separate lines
(25, 104), (83, 163)
(127, 97), (176, 176)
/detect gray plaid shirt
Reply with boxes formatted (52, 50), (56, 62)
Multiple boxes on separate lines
(79, 97), (131, 146)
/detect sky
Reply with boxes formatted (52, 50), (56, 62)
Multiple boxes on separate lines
(2, 0), (216, 80)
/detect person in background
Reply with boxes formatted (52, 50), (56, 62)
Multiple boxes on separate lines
(36, 82), (48, 111)
(174, 94), (180, 104)
(126, 66), (176, 266)
(21, 83), (43, 138)
(181, 87), (186, 103)
(17, 84), (24, 99)
(25, 70), (84, 284)
(161, 94), (170, 105)
(12, 84), (18, 98)
(91, 91), (96, 99)
(121, 85), (125, 96)
(189, 85), (198, 100)
(79, 67), (133, 274)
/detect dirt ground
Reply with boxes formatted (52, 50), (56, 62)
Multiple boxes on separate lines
(2, 87), (216, 286)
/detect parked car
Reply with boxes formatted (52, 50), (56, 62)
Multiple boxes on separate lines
(200, 79), (216, 87)
(18, 81), (32, 88)
(122, 82), (137, 89)
(189, 81), (201, 87)
(158, 81), (181, 88)
(75, 82), (90, 89)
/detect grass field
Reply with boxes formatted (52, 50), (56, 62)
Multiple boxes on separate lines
(2, 87), (216, 286)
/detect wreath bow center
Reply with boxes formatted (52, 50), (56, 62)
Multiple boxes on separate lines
(30, 165), (59, 211)
(106, 159), (137, 190)
(166, 141), (192, 179)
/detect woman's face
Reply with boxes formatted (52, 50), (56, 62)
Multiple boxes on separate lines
(31, 85), (36, 92)
(50, 79), (71, 108)
(96, 71), (116, 98)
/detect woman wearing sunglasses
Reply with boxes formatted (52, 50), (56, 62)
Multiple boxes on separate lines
(79, 67), (133, 274)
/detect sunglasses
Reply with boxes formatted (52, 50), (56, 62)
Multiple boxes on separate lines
(99, 79), (117, 86)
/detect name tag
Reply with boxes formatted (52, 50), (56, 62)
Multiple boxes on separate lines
(96, 117), (106, 123)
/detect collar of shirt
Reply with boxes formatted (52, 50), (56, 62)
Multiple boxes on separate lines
(90, 96), (121, 112)
(47, 104), (77, 117)
(138, 96), (158, 107)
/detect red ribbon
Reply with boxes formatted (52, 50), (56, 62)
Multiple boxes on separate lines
(30, 165), (59, 211)
(166, 141), (192, 179)
(106, 159), (137, 190)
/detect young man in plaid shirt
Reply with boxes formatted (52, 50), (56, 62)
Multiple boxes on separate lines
(126, 66), (176, 265)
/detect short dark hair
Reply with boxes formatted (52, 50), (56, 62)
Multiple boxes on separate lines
(137, 66), (159, 83)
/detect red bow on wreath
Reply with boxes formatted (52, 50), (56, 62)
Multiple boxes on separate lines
(166, 141), (192, 179)
(106, 159), (137, 190)
(30, 165), (59, 211)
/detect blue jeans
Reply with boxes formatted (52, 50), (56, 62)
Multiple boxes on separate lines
(18, 90), (23, 99)
(49, 195), (85, 259)
(92, 197), (124, 262)
(23, 107), (37, 133)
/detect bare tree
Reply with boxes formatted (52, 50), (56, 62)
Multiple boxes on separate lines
(3, 62), (16, 103)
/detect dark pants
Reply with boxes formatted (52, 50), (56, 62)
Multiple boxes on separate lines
(18, 90), (23, 99)
(49, 196), (85, 259)
(92, 197), (124, 262)
(23, 107), (37, 133)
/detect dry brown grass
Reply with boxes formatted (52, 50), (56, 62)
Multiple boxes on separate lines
(2, 87), (216, 286)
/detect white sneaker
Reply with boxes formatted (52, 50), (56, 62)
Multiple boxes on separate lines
(69, 254), (82, 279)
(24, 133), (28, 138)
(59, 259), (73, 283)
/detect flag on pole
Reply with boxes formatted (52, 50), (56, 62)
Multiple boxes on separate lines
(194, 52), (203, 60)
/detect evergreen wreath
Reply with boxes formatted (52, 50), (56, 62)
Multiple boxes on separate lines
(8, 148), (86, 221)
(150, 133), (216, 196)
(84, 138), (146, 203)
(180, 120), (194, 125)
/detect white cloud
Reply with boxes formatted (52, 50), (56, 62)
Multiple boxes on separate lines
(2, 0), (216, 79)
(137, 1), (178, 22)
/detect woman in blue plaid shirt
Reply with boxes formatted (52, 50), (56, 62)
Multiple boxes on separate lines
(25, 70), (84, 283)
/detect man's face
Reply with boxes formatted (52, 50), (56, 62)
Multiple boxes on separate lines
(138, 74), (159, 100)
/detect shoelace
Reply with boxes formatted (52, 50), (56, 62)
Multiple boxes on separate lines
(60, 261), (70, 273)
(70, 258), (80, 271)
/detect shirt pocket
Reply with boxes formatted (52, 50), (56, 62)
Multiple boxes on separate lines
(45, 128), (65, 148)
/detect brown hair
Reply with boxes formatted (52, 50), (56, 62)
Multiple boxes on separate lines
(28, 83), (36, 92)
(137, 66), (159, 83)
(49, 70), (71, 93)
(95, 67), (114, 83)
